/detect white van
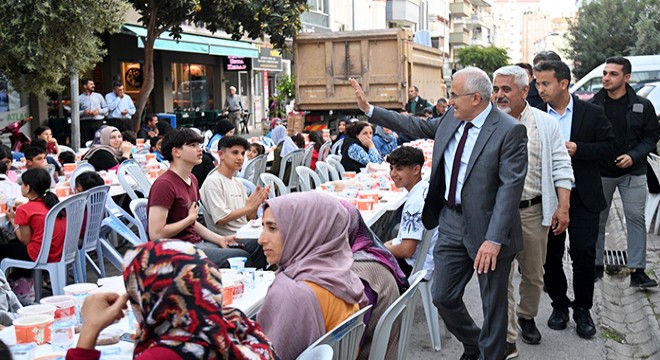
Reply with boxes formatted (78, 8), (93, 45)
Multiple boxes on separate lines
(570, 55), (660, 100)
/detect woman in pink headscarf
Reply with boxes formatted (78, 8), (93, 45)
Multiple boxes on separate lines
(257, 192), (367, 360)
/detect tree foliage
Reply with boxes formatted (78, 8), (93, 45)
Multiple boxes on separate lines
(128, 0), (308, 130)
(0, 0), (128, 95)
(565, 0), (659, 79)
(456, 46), (510, 76)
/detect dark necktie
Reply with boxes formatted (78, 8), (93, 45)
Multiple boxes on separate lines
(447, 122), (474, 207)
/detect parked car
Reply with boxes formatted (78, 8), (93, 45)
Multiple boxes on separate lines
(637, 81), (660, 119)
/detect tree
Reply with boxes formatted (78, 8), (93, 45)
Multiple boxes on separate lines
(633, 8), (660, 56)
(270, 74), (295, 118)
(128, 0), (308, 131)
(456, 46), (510, 76)
(565, 0), (659, 79)
(0, 0), (128, 95)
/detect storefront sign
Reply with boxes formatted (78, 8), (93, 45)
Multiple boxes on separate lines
(253, 48), (282, 72)
(0, 105), (29, 127)
(224, 56), (250, 71)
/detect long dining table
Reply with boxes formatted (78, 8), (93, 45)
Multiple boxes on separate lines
(0, 271), (275, 359)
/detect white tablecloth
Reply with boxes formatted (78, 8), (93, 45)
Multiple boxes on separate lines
(0, 271), (274, 358)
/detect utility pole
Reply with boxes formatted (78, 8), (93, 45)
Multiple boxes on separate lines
(70, 71), (80, 151)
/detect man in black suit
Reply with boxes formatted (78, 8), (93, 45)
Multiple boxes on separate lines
(535, 60), (615, 339)
(527, 51), (562, 108)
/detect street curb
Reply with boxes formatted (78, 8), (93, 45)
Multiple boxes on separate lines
(598, 194), (660, 359)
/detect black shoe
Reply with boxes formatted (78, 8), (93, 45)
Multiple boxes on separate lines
(594, 265), (604, 282)
(573, 307), (596, 339)
(459, 352), (480, 360)
(505, 342), (518, 360)
(547, 307), (569, 330)
(630, 269), (658, 288)
(518, 317), (542, 344)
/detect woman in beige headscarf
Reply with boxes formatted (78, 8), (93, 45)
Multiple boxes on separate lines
(82, 126), (133, 171)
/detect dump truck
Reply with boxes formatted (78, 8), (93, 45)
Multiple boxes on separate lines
(293, 28), (446, 131)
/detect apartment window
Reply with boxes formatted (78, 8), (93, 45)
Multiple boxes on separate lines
(308, 0), (327, 14)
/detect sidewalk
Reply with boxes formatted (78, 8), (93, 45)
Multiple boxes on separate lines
(407, 191), (660, 359)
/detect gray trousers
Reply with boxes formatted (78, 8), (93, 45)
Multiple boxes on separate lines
(432, 207), (513, 360)
(596, 174), (648, 269)
(228, 111), (242, 131)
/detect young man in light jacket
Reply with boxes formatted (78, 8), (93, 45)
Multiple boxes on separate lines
(492, 66), (574, 359)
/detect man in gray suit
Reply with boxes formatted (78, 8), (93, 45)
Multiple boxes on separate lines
(351, 67), (528, 360)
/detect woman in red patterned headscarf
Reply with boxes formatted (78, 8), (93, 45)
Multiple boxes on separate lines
(66, 240), (278, 360)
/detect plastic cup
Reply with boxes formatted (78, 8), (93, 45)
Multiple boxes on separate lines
(136, 138), (145, 146)
(17, 304), (57, 318)
(55, 187), (70, 198)
(222, 286), (234, 306)
(14, 314), (53, 345)
(343, 171), (357, 179)
(10, 343), (36, 360)
(40, 296), (76, 322)
(242, 268), (256, 289)
(227, 257), (247, 271)
(357, 198), (374, 211)
(50, 320), (75, 351)
(63, 283), (98, 326)
(63, 163), (77, 172)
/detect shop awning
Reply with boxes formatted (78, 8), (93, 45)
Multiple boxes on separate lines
(121, 24), (259, 58)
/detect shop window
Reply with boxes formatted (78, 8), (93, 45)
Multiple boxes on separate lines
(171, 63), (214, 111)
(0, 75), (24, 114)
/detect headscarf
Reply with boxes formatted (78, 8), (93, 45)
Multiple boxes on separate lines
(270, 118), (282, 130)
(215, 119), (235, 137)
(257, 192), (366, 360)
(374, 126), (395, 144)
(339, 200), (408, 292)
(123, 240), (278, 360)
(82, 126), (124, 163)
(270, 125), (298, 157)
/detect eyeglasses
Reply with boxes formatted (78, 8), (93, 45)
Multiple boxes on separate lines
(449, 92), (477, 99)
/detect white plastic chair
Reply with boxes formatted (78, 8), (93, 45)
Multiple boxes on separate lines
(368, 270), (427, 360)
(117, 159), (152, 200)
(315, 161), (340, 182)
(303, 144), (315, 168)
(77, 185), (110, 282)
(129, 199), (149, 242)
(278, 149), (305, 192)
(101, 197), (146, 245)
(296, 344), (333, 360)
(409, 229), (443, 351)
(326, 157), (346, 180)
(250, 154), (268, 186)
(198, 201), (216, 231)
(646, 154), (660, 232)
(326, 154), (342, 163)
(299, 304), (372, 360)
(238, 177), (257, 196)
(331, 138), (344, 155)
(57, 145), (74, 154)
(1, 192), (88, 300)
(260, 173), (289, 198)
(296, 166), (323, 192)
(69, 163), (96, 192)
(318, 140), (332, 162)
(240, 154), (267, 185)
